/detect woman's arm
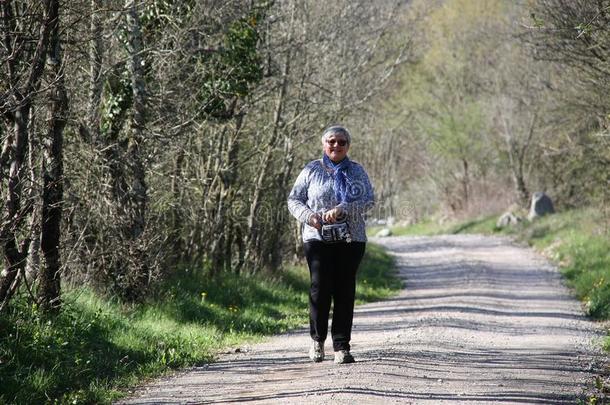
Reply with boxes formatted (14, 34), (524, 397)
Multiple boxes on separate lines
(287, 165), (317, 225)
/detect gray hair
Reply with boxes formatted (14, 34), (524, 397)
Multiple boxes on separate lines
(321, 125), (351, 145)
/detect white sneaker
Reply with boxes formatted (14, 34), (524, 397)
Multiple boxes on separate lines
(334, 350), (355, 364)
(309, 340), (325, 362)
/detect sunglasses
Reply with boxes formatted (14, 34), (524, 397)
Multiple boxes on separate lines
(327, 139), (348, 146)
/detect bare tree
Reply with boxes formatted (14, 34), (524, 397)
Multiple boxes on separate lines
(37, 0), (67, 311)
(0, 0), (419, 309)
(523, 0), (610, 208)
(0, 0), (58, 310)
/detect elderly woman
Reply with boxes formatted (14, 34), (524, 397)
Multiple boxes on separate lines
(287, 125), (374, 364)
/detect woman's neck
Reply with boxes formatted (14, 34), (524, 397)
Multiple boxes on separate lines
(326, 155), (347, 164)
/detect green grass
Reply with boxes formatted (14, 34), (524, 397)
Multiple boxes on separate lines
(368, 219), (451, 237)
(368, 215), (500, 238)
(356, 243), (402, 303)
(445, 215), (499, 234)
(0, 243), (400, 405)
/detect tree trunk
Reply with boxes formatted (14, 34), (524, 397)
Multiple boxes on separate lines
(269, 134), (296, 271)
(0, 1), (56, 310)
(171, 149), (185, 256)
(462, 158), (469, 211)
(0, 105), (30, 309)
(515, 113), (537, 207)
(513, 165), (529, 208)
(38, 0), (66, 312)
(244, 40), (292, 268)
(25, 109), (41, 283)
(87, 0), (104, 142)
(502, 110), (536, 208)
(125, 0), (147, 240)
(208, 127), (229, 276)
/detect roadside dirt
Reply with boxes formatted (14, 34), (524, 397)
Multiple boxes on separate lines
(118, 234), (607, 404)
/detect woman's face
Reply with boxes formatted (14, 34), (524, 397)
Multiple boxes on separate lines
(323, 133), (349, 163)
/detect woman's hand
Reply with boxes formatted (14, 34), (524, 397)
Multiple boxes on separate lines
(308, 213), (323, 230)
(322, 207), (346, 224)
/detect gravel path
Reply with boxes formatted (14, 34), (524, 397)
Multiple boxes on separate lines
(118, 234), (606, 404)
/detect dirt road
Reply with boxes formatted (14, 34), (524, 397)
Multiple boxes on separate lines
(119, 234), (606, 404)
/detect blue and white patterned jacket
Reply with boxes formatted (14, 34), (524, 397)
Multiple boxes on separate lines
(287, 158), (375, 242)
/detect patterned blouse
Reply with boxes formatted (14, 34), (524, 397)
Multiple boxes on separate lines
(287, 158), (375, 242)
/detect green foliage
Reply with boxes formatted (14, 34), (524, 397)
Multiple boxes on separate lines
(141, 0), (195, 32)
(525, 0), (610, 209)
(100, 68), (133, 140)
(427, 99), (486, 162)
(539, 132), (610, 209)
(223, 15), (265, 94)
(382, 0), (511, 215)
(200, 10), (266, 119)
(0, 245), (399, 404)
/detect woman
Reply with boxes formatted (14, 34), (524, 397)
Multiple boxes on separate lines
(287, 125), (374, 364)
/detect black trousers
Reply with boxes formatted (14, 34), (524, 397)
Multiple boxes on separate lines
(303, 241), (366, 351)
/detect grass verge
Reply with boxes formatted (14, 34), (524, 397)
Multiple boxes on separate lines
(0, 242), (400, 405)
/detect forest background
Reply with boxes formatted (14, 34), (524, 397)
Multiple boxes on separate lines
(1, 0), (609, 403)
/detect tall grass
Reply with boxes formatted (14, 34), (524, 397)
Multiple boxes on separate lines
(0, 243), (399, 404)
